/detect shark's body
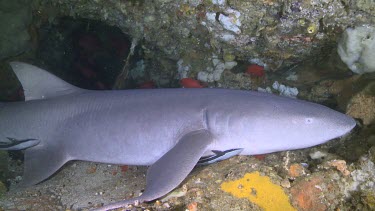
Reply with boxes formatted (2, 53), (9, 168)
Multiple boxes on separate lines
(0, 62), (356, 211)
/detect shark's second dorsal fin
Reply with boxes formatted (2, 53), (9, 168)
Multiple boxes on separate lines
(10, 62), (84, 101)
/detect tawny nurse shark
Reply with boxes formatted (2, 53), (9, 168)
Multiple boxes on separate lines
(0, 62), (355, 211)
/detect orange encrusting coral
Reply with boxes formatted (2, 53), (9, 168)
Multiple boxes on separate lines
(290, 175), (327, 211)
(221, 171), (296, 211)
(288, 163), (306, 178)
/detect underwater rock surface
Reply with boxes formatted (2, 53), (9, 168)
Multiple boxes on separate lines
(32, 0), (375, 84)
(0, 0), (32, 60)
(1, 150), (375, 210)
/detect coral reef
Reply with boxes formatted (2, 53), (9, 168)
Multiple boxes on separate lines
(1, 0), (375, 210)
(28, 0), (375, 87)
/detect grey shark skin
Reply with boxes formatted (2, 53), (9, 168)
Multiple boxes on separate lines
(0, 62), (356, 211)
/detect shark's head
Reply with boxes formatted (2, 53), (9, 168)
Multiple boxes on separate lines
(277, 100), (356, 147)
(223, 95), (356, 155)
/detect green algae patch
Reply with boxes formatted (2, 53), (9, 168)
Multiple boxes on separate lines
(221, 171), (295, 211)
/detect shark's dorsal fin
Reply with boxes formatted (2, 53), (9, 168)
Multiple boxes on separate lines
(10, 62), (84, 101)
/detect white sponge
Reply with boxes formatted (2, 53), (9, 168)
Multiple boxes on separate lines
(337, 25), (375, 74)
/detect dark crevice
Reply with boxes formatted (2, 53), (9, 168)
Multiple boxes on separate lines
(37, 17), (132, 90)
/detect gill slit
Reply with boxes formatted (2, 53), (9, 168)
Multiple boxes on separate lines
(202, 108), (210, 131)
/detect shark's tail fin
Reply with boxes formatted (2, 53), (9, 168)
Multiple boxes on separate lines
(9, 62), (85, 101)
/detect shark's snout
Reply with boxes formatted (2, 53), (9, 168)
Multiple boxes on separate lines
(343, 115), (357, 134)
(328, 111), (357, 138)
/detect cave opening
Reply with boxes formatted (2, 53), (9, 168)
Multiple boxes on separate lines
(37, 17), (133, 90)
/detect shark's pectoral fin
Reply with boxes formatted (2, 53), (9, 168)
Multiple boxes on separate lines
(92, 129), (213, 211)
(18, 144), (69, 187)
(143, 129), (212, 200)
(197, 148), (243, 165)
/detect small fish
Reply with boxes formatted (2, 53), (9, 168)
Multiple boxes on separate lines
(246, 64), (265, 77)
(180, 78), (204, 88)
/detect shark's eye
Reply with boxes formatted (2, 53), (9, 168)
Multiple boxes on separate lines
(305, 118), (313, 124)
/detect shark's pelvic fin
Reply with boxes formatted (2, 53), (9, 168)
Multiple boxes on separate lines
(9, 62), (84, 101)
(92, 129), (213, 211)
(0, 137), (40, 150)
(18, 143), (70, 187)
(197, 148), (243, 165)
